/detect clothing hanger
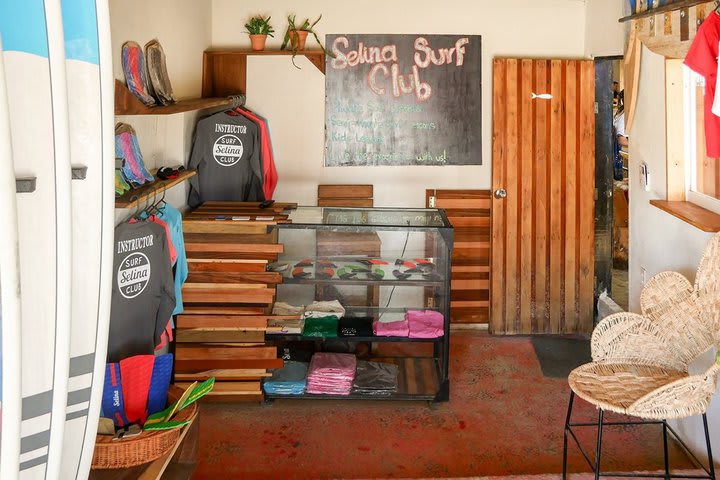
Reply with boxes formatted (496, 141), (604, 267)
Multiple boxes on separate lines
(715, 0), (720, 14)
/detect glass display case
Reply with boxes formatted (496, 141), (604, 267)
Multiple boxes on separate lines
(267, 207), (453, 402)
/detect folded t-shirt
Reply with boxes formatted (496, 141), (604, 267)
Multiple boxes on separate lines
(303, 316), (339, 338)
(339, 317), (373, 337)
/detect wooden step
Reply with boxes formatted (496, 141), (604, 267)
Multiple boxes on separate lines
(177, 314), (297, 329)
(175, 329), (266, 343)
(186, 251), (279, 261)
(174, 358), (283, 372)
(181, 286), (275, 305)
(182, 220), (272, 235)
(174, 369), (271, 382)
(181, 305), (269, 315)
(175, 345), (277, 360)
(185, 272), (282, 285)
(175, 381), (262, 396)
(187, 259), (267, 273)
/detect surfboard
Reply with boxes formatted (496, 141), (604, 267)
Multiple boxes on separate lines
(0, 1), (73, 478)
(59, 0), (114, 478)
(0, 37), (23, 480)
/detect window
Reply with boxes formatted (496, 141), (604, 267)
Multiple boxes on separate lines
(683, 65), (720, 214)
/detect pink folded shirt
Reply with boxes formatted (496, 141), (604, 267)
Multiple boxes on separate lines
(373, 319), (410, 337)
(306, 353), (356, 395)
(407, 310), (445, 339)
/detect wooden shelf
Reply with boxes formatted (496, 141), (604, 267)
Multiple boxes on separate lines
(202, 49), (325, 98)
(650, 200), (720, 232)
(115, 169), (197, 209)
(114, 80), (235, 115)
(618, 0), (712, 22)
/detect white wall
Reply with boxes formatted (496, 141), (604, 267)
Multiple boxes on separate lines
(628, 46), (718, 465)
(211, 0), (587, 207)
(584, 0), (625, 58)
(109, 0), (211, 98)
(109, 0), (214, 222)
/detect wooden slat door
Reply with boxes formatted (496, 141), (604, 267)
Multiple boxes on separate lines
(426, 190), (491, 325)
(491, 58), (595, 335)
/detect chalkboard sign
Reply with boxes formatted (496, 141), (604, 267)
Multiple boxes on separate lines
(324, 34), (481, 167)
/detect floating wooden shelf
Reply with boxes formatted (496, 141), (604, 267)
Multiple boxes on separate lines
(650, 200), (720, 232)
(619, 0), (711, 22)
(115, 169), (196, 209)
(202, 49), (325, 98)
(114, 80), (235, 115)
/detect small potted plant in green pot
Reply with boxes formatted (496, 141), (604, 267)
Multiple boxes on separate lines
(281, 14), (329, 67)
(245, 15), (274, 51)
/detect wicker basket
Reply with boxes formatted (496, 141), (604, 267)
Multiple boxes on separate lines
(91, 385), (198, 469)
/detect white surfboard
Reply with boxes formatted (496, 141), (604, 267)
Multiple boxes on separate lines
(0, 1), (73, 478)
(0, 37), (24, 480)
(59, 0), (114, 478)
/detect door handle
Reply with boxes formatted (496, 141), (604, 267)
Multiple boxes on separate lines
(494, 188), (507, 199)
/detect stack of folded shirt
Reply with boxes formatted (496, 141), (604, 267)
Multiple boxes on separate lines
(302, 315), (339, 338)
(407, 310), (445, 338)
(373, 318), (410, 337)
(339, 317), (373, 337)
(267, 317), (305, 335)
(306, 352), (357, 395)
(272, 302), (305, 316)
(352, 360), (399, 396)
(262, 361), (308, 395)
(304, 300), (345, 319)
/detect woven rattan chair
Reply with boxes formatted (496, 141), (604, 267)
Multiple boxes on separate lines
(563, 232), (720, 480)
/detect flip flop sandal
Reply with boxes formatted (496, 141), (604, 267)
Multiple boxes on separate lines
(337, 267), (357, 280)
(294, 259), (313, 268)
(316, 268), (335, 280)
(292, 267), (312, 278)
(367, 268), (385, 281)
(392, 269), (412, 280)
(348, 265), (371, 273)
(267, 262), (289, 272)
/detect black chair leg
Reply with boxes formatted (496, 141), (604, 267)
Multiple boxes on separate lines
(663, 420), (670, 480)
(702, 413), (716, 480)
(563, 391), (575, 480)
(595, 408), (604, 480)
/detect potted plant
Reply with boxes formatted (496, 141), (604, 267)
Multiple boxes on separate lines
(245, 15), (274, 51)
(280, 14), (329, 68)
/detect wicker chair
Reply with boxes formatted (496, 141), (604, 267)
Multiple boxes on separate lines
(563, 232), (720, 480)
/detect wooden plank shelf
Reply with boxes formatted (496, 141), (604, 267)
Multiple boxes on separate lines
(650, 200), (720, 232)
(202, 49), (325, 98)
(115, 169), (196, 209)
(618, 0), (712, 22)
(115, 80), (237, 115)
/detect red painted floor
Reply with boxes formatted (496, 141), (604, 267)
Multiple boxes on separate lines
(191, 332), (694, 479)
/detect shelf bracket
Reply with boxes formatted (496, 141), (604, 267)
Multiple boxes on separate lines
(72, 166), (88, 180)
(16, 177), (37, 193)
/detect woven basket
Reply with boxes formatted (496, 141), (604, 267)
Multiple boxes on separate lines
(91, 385), (197, 469)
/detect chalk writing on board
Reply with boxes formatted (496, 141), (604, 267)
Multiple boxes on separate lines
(325, 34), (481, 167)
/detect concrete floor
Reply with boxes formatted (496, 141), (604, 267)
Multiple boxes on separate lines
(191, 332), (694, 479)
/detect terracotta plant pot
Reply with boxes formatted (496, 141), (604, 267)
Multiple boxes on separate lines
(288, 30), (308, 50)
(249, 34), (268, 51)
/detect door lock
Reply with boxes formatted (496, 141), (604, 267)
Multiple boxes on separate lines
(494, 188), (507, 199)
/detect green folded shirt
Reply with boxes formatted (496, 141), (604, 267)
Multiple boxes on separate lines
(302, 315), (339, 338)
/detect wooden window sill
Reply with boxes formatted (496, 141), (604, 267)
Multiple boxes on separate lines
(650, 200), (720, 232)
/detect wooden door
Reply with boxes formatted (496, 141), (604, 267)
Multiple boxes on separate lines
(491, 58), (595, 335)
(426, 190), (491, 325)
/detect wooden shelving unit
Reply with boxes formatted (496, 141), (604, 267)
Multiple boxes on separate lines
(114, 80), (235, 115)
(115, 169), (197, 209)
(202, 49), (325, 98)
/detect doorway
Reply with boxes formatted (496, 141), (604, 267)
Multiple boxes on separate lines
(595, 56), (629, 312)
